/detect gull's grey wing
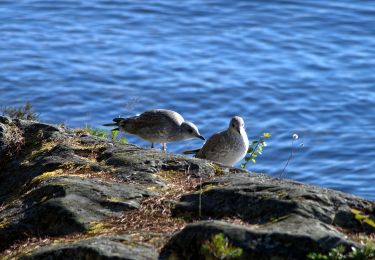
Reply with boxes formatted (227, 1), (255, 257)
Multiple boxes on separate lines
(124, 109), (183, 135)
(196, 130), (229, 159)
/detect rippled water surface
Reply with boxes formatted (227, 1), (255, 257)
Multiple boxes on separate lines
(1, 0), (374, 199)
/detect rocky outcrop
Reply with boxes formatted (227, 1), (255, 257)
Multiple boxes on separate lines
(0, 116), (374, 259)
(20, 235), (158, 260)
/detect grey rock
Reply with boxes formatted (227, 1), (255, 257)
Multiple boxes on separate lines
(0, 122), (7, 159)
(0, 116), (11, 124)
(0, 176), (152, 251)
(173, 173), (374, 232)
(160, 220), (357, 260)
(21, 235), (158, 260)
(98, 144), (220, 185)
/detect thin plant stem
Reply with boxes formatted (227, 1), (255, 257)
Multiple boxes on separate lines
(188, 164), (202, 218)
(199, 175), (202, 218)
(248, 142), (260, 160)
(280, 139), (295, 178)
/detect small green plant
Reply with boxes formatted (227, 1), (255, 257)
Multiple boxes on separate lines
(110, 129), (127, 144)
(200, 233), (243, 259)
(85, 127), (127, 144)
(86, 127), (107, 138)
(308, 245), (346, 260)
(307, 240), (375, 260)
(241, 132), (271, 169)
(111, 129), (118, 140)
(1, 101), (39, 120)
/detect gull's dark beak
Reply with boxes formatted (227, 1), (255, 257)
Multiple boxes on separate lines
(236, 127), (241, 134)
(198, 135), (205, 140)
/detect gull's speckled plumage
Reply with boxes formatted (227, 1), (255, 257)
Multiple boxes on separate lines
(103, 109), (204, 151)
(184, 116), (249, 166)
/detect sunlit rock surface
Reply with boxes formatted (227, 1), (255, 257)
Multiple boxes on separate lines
(0, 117), (374, 259)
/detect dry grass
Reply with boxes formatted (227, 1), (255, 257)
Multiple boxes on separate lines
(1, 233), (88, 259)
(221, 216), (260, 228)
(73, 149), (101, 161)
(0, 203), (6, 213)
(90, 171), (201, 234)
(1, 231), (169, 259)
(0, 123), (25, 169)
(0, 101), (39, 121)
(3, 123), (25, 159)
(336, 226), (375, 244)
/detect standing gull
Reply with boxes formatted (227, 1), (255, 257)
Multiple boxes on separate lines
(103, 109), (204, 151)
(183, 116), (249, 166)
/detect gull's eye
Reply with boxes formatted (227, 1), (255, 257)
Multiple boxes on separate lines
(232, 124), (235, 128)
(188, 129), (193, 134)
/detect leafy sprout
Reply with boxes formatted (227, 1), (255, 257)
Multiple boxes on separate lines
(200, 233), (243, 259)
(111, 129), (127, 144)
(241, 133), (271, 169)
(85, 127), (127, 144)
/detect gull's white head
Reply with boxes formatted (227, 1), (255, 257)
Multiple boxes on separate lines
(180, 121), (205, 140)
(229, 116), (245, 134)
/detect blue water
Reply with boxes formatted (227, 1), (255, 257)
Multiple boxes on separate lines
(0, 1), (374, 200)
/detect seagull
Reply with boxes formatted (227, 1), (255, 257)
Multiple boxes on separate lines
(103, 109), (204, 151)
(183, 116), (249, 166)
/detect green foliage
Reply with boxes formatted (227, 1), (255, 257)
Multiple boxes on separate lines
(308, 246), (346, 260)
(200, 233), (243, 259)
(1, 101), (39, 120)
(87, 127), (107, 138)
(307, 240), (375, 260)
(351, 209), (375, 229)
(241, 133), (271, 169)
(111, 129), (118, 140)
(86, 127), (127, 144)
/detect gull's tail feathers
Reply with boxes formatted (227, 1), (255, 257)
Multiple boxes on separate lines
(102, 123), (117, 126)
(183, 148), (201, 155)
